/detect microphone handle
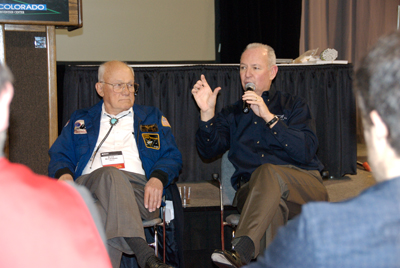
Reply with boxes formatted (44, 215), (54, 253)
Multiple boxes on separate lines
(243, 84), (254, 114)
(243, 101), (250, 113)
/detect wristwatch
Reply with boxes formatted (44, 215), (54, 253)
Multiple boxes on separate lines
(266, 115), (279, 127)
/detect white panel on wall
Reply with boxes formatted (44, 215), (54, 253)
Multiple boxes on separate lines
(56, 0), (215, 62)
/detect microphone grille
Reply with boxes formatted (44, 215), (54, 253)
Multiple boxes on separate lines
(245, 82), (255, 91)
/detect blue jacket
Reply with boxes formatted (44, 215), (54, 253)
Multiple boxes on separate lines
(48, 101), (182, 187)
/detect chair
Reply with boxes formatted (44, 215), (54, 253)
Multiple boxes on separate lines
(213, 151), (270, 252)
(120, 213), (166, 268)
(212, 150), (238, 251)
(121, 183), (185, 268)
(142, 208), (166, 262)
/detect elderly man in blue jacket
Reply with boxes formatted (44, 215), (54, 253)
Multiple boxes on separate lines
(49, 61), (182, 268)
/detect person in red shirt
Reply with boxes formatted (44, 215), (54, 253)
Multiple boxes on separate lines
(0, 63), (112, 268)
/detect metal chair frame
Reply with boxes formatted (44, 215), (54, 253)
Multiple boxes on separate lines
(142, 209), (166, 262)
(213, 173), (240, 251)
(214, 151), (267, 251)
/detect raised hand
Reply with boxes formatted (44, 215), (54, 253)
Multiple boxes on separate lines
(191, 74), (221, 121)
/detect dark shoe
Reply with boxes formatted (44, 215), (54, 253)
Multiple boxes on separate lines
(144, 255), (173, 268)
(211, 249), (245, 268)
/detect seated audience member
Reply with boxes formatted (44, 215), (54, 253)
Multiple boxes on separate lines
(191, 43), (328, 268)
(0, 63), (112, 267)
(244, 31), (400, 268)
(48, 60), (182, 268)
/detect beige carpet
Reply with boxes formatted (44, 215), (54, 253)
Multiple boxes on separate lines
(323, 169), (375, 202)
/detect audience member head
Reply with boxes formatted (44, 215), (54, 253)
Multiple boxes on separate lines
(95, 61), (136, 116)
(354, 31), (400, 180)
(0, 63), (14, 156)
(240, 43), (278, 95)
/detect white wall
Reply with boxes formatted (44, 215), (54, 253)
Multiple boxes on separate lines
(56, 0), (215, 62)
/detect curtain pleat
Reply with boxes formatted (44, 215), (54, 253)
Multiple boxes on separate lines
(61, 64), (356, 182)
(300, 0), (400, 144)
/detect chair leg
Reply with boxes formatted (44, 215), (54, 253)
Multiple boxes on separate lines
(163, 210), (166, 263)
(154, 226), (158, 257)
(218, 180), (225, 251)
(221, 211), (225, 250)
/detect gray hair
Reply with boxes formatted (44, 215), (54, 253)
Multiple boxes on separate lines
(243, 43), (276, 67)
(355, 31), (400, 155)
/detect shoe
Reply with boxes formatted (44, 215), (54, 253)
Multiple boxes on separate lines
(211, 249), (245, 268)
(144, 255), (173, 268)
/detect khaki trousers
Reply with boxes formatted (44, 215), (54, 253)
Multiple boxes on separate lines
(233, 163), (328, 257)
(76, 167), (159, 268)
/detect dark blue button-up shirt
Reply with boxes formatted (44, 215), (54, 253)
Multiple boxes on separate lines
(196, 87), (323, 189)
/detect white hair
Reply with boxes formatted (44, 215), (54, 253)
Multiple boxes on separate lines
(243, 43), (276, 67)
(98, 61), (134, 81)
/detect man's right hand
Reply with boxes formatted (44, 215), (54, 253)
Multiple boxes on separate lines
(58, 174), (74, 182)
(191, 74), (221, 122)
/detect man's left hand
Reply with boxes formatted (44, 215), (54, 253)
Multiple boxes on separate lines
(242, 91), (274, 123)
(144, 177), (163, 212)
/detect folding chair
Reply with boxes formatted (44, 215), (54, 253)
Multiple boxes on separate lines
(142, 208), (166, 262)
(213, 151), (238, 251)
(213, 151), (270, 252)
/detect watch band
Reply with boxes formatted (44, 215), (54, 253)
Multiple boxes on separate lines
(266, 115), (279, 127)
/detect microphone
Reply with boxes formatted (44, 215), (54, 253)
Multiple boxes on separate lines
(243, 82), (255, 113)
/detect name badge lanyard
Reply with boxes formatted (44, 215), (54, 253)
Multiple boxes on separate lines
(89, 113), (129, 169)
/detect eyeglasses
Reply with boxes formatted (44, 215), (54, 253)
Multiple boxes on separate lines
(100, 81), (139, 94)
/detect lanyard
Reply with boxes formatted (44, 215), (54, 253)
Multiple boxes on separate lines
(89, 112), (130, 169)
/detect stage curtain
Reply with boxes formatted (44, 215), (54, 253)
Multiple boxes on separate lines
(300, 0), (400, 143)
(216, 0), (302, 63)
(272, 64), (356, 178)
(60, 64), (356, 182)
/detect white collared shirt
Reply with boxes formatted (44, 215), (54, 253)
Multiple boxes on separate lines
(81, 104), (145, 175)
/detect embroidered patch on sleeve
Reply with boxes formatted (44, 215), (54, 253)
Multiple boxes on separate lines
(140, 124), (159, 132)
(142, 133), (160, 150)
(74, 120), (87, 134)
(161, 116), (171, 127)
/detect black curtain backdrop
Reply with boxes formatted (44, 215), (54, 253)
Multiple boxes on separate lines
(215, 0), (302, 63)
(59, 64), (356, 182)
